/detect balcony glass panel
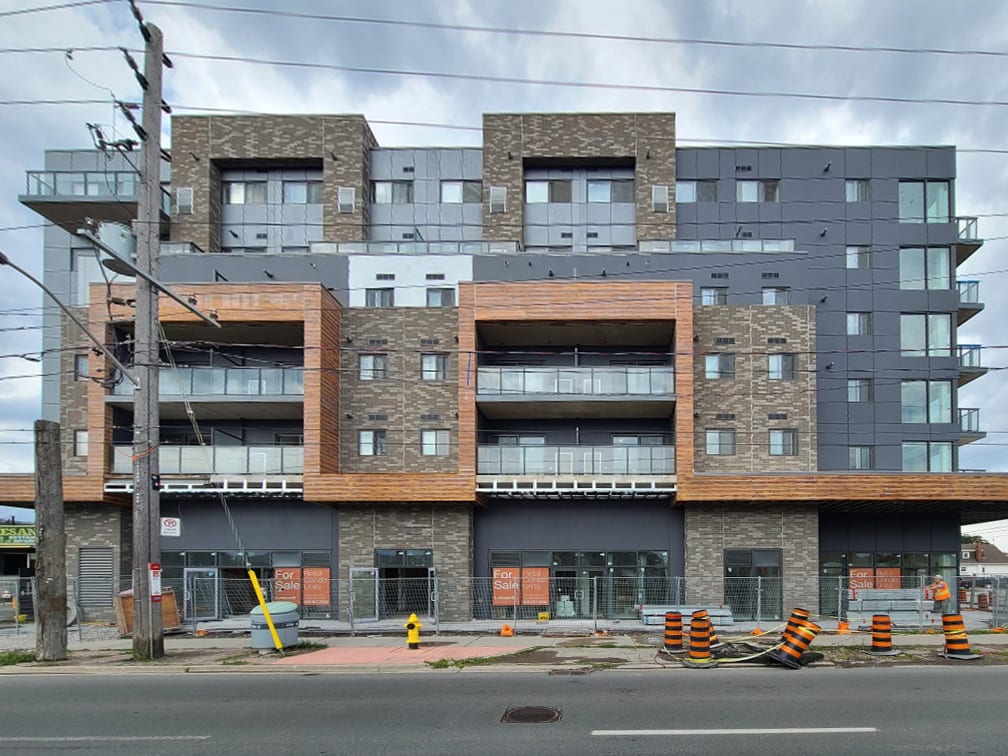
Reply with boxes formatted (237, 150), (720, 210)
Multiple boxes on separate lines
(477, 366), (674, 397)
(111, 445), (306, 475)
(113, 367), (304, 397)
(959, 345), (983, 369)
(957, 280), (980, 304)
(959, 408), (980, 433)
(477, 444), (675, 475)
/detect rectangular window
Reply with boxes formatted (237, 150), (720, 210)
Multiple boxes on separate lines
(585, 179), (634, 203)
(901, 380), (952, 423)
(525, 179), (571, 203)
(900, 313), (951, 356)
(845, 180), (870, 202)
(74, 430), (88, 457)
(365, 288), (395, 307)
(676, 181), (696, 203)
(359, 354), (388, 380)
(849, 446), (873, 470)
(848, 378), (872, 402)
(705, 429), (736, 456)
(421, 429), (450, 456)
(769, 429), (799, 456)
(426, 288), (455, 307)
(846, 312), (872, 335)
(651, 185), (669, 212)
(439, 180), (482, 203)
(846, 245), (871, 270)
(768, 353), (797, 380)
(700, 287), (728, 305)
(737, 180), (779, 203)
(337, 186), (355, 213)
(697, 180), (718, 202)
(902, 441), (952, 472)
(222, 181), (267, 205)
(421, 353), (448, 381)
(359, 430), (388, 457)
(282, 181), (323, 204)
(899, 247), (951, 290)
(899, 180), (950, 223)
(762, 287), (791, 305)
(371, 181), (414, 204)
(704, 353), (736, 379)
(489, 185), (507, 213)
(74, 354), (89, 381)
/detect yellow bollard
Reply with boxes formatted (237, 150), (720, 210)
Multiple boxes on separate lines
(405, 612), (422, 649)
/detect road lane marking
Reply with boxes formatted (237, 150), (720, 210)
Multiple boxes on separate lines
(592, 727), (878, 736)
(0, 736), (211, 742)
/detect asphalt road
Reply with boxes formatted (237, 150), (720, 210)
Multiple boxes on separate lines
(2, 667), (1004, 755)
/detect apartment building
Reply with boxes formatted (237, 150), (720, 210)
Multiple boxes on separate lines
(6, 111), (1008, 622)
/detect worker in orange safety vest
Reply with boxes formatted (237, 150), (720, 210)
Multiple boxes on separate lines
(926, 574), (952, 616)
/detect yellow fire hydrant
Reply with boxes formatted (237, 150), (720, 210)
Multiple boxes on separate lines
(405, 612), (422, 650)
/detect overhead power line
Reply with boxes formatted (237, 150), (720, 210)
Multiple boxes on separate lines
(0, 0), (110, 18)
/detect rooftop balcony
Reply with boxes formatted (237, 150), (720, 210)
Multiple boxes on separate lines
(958, 407), (986, 446)
(955, 216), (983, 265)
(477, 366), (674, 419)
(19, 170), (170, 235)
(957, 344), (988, 386)
(957, 280), (984, 325)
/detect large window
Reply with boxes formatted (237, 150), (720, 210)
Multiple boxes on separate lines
(900, 313), (951, 357)
(846, 312), (872, 335)
(372, 181), (414, 204)
(706, 429), (736, 456)
(762, 287), (791, 305)
(359, 429), (388, 457)
(700, 287), (728, 305)
(902, 441), (952, 472)
(899, 247), (951, 290)
(704, 353), (736, 379)
(421, 429), (450, 456)
(769, 429), (798, 456)
(439, 180), (482, 203)
(587, 179), (635, 203)
(222, 181), (267, 205)
(898, 180), (950, 223)
(901, 380), (952, 423)
(282, 181), (323, 204)
(675, 180), (718, 202)
(737, 180), (779, 203)
(768, 354), (797, 380)
(525, 180), (572, 203)
(365, 288), (395, 307)
(421, 353), (448, 381)
(359, 354), (388, 381)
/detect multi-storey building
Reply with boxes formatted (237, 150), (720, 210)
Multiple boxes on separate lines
(5, 111), (1008, 623)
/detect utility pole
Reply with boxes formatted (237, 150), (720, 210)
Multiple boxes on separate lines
(34, 420), (67, 661)
(132, 20), (165, 660)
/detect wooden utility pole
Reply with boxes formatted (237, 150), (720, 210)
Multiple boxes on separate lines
(131, 20), (165, 660)
(34, 419), (67, 661)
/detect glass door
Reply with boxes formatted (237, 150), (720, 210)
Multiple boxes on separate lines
(183, 568), (219, 621)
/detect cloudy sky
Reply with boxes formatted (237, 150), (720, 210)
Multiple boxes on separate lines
(1, 0), (1007, 542)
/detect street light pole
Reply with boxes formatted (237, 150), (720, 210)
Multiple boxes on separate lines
(132, 21), (165, 660)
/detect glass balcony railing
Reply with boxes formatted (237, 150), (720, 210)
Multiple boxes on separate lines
(958, 344), (983, 369)
(111, 445), (304, 475)
(639, 239), (795, 253)
(956, 216), (980, 242)
(477, 444), (675, 476)
(112, 367), (304, 397)
(959, 407), (981, 434)
(477, 366), (674, 396)
(957, 280), (980, 305)
(24, 170), (171, 213)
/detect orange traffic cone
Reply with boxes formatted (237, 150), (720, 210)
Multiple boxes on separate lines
(500, 624), (514, 637)
(836, 620), (851, 635)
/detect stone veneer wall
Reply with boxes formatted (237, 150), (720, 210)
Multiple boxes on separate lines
(684, 504), (819, 615)
(338, 504), (473, 621)
(64, 502), (125, 622)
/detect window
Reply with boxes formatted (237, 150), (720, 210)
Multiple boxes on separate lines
(359, 430), (388, 457)
(651, 185), (669, 212)
(74, 354), (89, 381)
(769, 429), (798, 456)
(768, 354), (797, 380)
(489, 186), (507, 213)
(704, 353), (735, 379)
(525, 180), (572, 203)
(586, 179), (634, 203)
(421, 353), (448, 381)
(845, 180), (870, 202)
(73, 430), (88, 457)
(365, 288), (395, 307)
(846, 312), (872, 335)
(359, 354), (388, 380)
(426, 288), (455, 307)
(696, 181), (718, 202)
(675, 181), (696, 203)
(846, 246), (871, 270)
(737, 180), (779, 203)
(440, 180), (482, 203)
(612, 434), (665, 446)
(900, 313), (951, 357)
(899, 247), (951, 290)
(899, 180), (950, 223)
(371, 181), (413, 204)
(706, 429), (736, 456)
(282, 181), (323, 204)
(222, 181), (266, 205)
(421, 429), (450, 456)
(901, 380), (952, 423)
(337, 186), (355, 213)
(762, 287), (791, 305)
(849, 446), (873, 470)
(175, 187), (194, 215)
(902, 441), (952, 472)
(700, 287), (728, 305)
(848, 378), (873, 402)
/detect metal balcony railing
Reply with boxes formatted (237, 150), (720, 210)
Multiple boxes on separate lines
(111, 445), (304, 475)
(477, 444), (675, 476)
(112, 367), (304, 397)
(477, 366), (674, 396)
(959, 407), (981, 434)
(958, 344), (983, 369)
(957, 280), (980, 305)
(956, 216), (979, 241)
(24, 170), (171, 213)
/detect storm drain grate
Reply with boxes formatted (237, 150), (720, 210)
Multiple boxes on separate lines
(501, 706), (562, 724)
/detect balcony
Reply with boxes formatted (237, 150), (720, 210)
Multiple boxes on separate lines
(476, 366), (675, 419)
(108, 366), (304, 420)
(957, 280), (984, 325)
(111, 445), (304, 476)
(958, 407), (986, 446)
(957, 344), (988, 386)
(955, 216), (983, 265)
(19, 170), (170, 235)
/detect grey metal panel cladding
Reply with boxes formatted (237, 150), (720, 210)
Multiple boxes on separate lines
(926, 149), (956, 178)
(159, 500), (337, 552)
(757, 149), (783, 177)
(872, 148), (927, 179)
(473, 501), (684, 576)
(462, 149), (482, 179)
(370, 150), (393, 180)
(438, 149), (463, 178)
(844, 148), (871, 177)
(462, 204), (482, 225)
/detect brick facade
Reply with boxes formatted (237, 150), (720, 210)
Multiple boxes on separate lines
(59, 311), (91, 476)
(64, 501), (125, 622)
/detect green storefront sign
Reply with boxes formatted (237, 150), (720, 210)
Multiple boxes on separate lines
(0, 525), (35, 548)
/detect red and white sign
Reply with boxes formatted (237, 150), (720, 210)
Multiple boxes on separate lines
(150, 562), (162, 603)
(160, 517), (181, 537)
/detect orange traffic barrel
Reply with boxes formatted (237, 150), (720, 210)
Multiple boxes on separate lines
(958, 588), (968, 604)
(781, 607), (811, 646)
(664, 612), (683, 651)
(978, 592), (990, 611)
(867, 614), (899, 656)
(683, 611), (713, 666)
(767, 619), (821, 669)
(690, 609), (720, 645)
(942, 614), (982, 660)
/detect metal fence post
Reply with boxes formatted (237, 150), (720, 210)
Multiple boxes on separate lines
(431, 575), (440, 636)
(837, 576), (843, 621)
(348, 576), (356, 637)
(756, 575), (763, 627)
(592, 577), (598, 633)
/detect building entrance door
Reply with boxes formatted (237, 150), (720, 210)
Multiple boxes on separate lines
(724, 550), (782, 621)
